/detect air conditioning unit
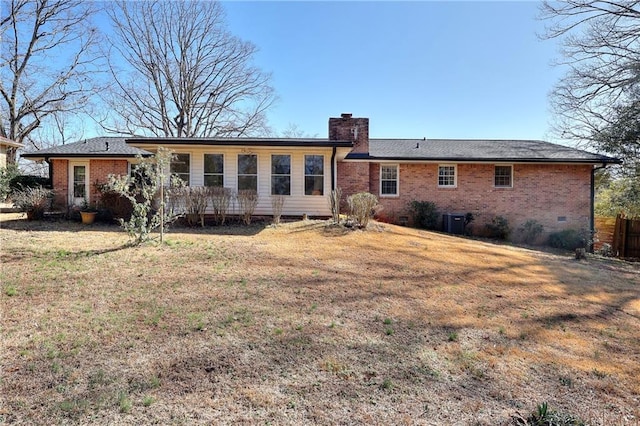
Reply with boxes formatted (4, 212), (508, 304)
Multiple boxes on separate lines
(443, 213), (465, 235)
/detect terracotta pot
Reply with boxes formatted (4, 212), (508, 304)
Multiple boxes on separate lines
(80, 211), (97, 224)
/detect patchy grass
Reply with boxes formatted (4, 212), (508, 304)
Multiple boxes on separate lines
(1, 214), (639, 425)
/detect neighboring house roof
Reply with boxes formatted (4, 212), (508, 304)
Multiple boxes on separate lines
(0, 136), (24, 148)
(344, 139), (621, 164)
(21, 137), (152, 159)
(126, 137), (352, 148)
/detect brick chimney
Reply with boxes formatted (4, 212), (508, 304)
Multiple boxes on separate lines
(328, 113), (369, 154)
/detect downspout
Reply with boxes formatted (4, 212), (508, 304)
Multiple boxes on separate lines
(46, 157), (52, 186)
(590, 163), (608, 253)
(331, 146), (337, 191)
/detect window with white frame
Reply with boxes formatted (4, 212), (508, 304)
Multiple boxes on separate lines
(204, 154), (224, 187)
(304, 155), (324, 195)
(380, 164), (399, 196)
(494, 165), (512, 188)
(271, 154), (291, 195)
(237, 154), (257, 191)
(438, 165), (456, 187)
(171, 153), (190, 185)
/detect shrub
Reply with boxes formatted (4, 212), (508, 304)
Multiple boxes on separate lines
(513, 401), (585, 426)
(486, 215), (511, 240)
(0, 164), (20, 200)
(9, 174), (51, 192)
(181, 186), (209, 227)
(548, 229), (588, 250)
(408, 200), (439, 230)
(237, 189), (259, 225)
(347, 192), (378, 228)
(209, 187), (233, 225)
(329, 187), (342, 223)
(518, 219), (544, 245)
(12, 186), (54, 220)
(96, 185), (133, 221)
(271, 194), (285, 225)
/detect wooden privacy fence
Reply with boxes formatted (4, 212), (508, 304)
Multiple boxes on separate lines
(612, 214), (640, 259)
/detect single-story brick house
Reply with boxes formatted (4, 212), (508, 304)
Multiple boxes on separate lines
(22, 113), (620, 239)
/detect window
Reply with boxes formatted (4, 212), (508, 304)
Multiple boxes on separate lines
(171, 153), (190, 185)
(73, 166), (86, 198)
(238, 154), (257, 191)
(438, 165), (456, 187)
(494, 165), (512, 188)
(304, 155), (324, 195)
(271, 154), (291, 195)
(204, 154), (224, 187)
(380, 164), (398, 196)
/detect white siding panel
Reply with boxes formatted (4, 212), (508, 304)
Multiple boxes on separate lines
(166, 146), (334, 216)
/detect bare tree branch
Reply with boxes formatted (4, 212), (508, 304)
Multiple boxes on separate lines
(101, 0), (276, 138)
(0, 0), (104, 164)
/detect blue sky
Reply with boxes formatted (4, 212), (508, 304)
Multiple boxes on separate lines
(222, 1), (565, 141)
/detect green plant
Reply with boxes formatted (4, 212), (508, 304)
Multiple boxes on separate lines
(5, 285), (17, 296)
(513, 401), (585, 426)
(385, 328), (394, 335)
(548, 229), (588, 250)
(12, 186), (54, 220)
(486, 215), (511, 240)
(518, 219), (544, 244)
(0, 163), (20, 200)
(117, 391), (132, 413)
(347, 192), (379, 228)
(380, 378), (394, 390)
(142, 396), (154, 407)
(80, 197), (97, 212)
(448, 331), (458, 342)
(408, 200), (439, 230)
(106, 147), (183, 244)
(383, 318), (392, 325)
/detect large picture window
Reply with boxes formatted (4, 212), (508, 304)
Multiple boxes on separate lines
(438, 165), (456, 188)
(171, 153), (190, 185)
(304, 155), (324, 196)
(271, 155), (291, 195)
(494, 165), (513, 188)
(204, 154), (224, 187)
(238, 154), (257, 191)
(380, 164), (398, 196)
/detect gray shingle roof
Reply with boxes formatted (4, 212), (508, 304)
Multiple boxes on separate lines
(344, 139), (620, 164)
(21, 137), (152, 159)
(127, 137), (352, 148)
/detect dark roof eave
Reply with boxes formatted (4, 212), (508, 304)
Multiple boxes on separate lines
(344, 154), (622, 164)
(126, 138), (353, 148)
(21, 153), (151, 159)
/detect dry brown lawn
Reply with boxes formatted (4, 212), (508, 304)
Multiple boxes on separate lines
(1, 213), (639, 425)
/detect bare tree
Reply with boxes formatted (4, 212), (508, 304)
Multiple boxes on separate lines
(0, 0), (102, 164)
(540, 1), (640, 145)
(102, 0), (276, 138)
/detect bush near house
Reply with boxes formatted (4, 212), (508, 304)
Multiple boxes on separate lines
(347, 192), (379, 228)
(408, 200), (439, 230)
(548, 229), (589, 251)
(11, 186), (54, 220)
(486, 215), (511, 240)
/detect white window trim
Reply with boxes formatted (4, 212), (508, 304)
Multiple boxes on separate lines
(493, 164), (513, 188)
(303, 154), (325, 196)
(68, 161), (90, 205)
(437, 164), (457, 188)
(237, 153), (258, 192)
(271, 153), (292, 196)
(204, 153), (225, 187)
(379, 164), (399, 197)
(171, 152), (191, 186)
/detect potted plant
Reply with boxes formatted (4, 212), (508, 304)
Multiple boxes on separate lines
(12, 186), (54, 220)
(80, 198), (98, 224)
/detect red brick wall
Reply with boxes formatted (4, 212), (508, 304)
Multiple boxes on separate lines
(51, 159), (68, 209)
(352, 162), (592, 240)
(50, 159), (128, 207)
(89, 159), (129, 202)
(329, 114), (369, 153)
(337, 162), (372, 202)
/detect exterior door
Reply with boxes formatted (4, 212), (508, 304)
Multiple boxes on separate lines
(69, 162), (89, 206)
